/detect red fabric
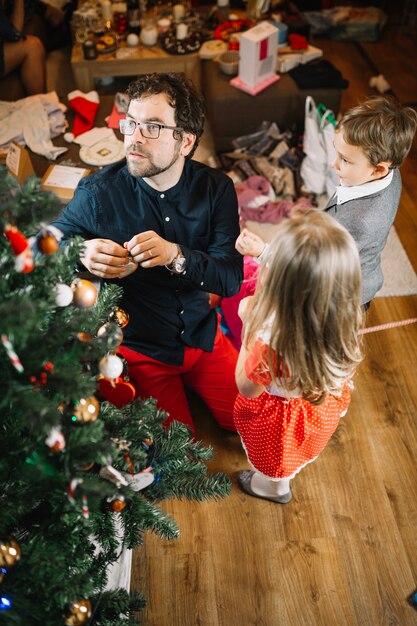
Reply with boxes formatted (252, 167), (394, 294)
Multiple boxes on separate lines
(68, 90), (100, 137)
(289, 34), (308, 50)
(5, 225), (29, 255)
(117, 322), (239, 434)
(221, 256), (259, 350)
(234, 387), (351, 478)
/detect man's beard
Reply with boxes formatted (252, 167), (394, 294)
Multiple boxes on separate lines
(126, 142), (182, 179)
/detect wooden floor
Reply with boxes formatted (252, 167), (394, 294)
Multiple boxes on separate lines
(131, 10), (417, 626)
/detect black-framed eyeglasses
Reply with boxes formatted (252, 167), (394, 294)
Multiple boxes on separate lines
(119, 119), (184, 139)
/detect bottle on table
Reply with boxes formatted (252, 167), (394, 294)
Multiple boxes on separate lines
(128, 0), (141, 35)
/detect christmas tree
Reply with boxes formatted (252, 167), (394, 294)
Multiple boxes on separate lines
(0, 167), (231, 625)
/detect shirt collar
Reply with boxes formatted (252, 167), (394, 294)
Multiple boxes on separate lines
(335, 170), (393, 205)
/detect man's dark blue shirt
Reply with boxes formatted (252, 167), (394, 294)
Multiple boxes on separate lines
(52, 158), (243, 365)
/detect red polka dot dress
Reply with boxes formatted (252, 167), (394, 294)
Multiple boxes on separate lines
(233, 338), (351, 479)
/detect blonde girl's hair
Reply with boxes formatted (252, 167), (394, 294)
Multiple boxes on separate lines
(242, 209), (364, 404)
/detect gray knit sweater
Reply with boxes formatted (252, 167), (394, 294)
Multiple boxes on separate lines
(325, 168), (402, 304)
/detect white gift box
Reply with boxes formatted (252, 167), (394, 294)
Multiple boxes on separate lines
(238, 21), (279, 88)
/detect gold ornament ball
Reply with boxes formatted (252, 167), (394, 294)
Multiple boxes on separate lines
(38, 233), (60, 255)
(73, 396), (100, 423)
(72, 279), (98, 308)
(63, 597), (92, 626)
(110, 306), (130, 328)
(0, 537), (21, 569)
(109, 496), (126, 512)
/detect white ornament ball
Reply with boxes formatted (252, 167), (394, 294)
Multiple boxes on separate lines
(126, 33), (139, 47)
(55, 283), (74, 307)
(99, 354), (124, 379)
(64, 132), (75, 143)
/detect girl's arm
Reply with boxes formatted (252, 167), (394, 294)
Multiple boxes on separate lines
(235, 296), (265, 397)
(235, 342), (265, 398)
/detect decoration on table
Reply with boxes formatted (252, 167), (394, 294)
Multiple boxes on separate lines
(4, 223), (34, 273)
(213, 19), (254, 43)
(72, 396), (100, 423)
(45, 427), (66, 453)
(96, 32), (118, 54)
(1, 334), (24, 373)
(98, 375), (136, 407)
(55, 283), (74, 307)
(71, 278), (98, 308)
(68, 90), (100, 137)
(98, 354), (124, 380)
(159, 26), (204, 54)
(63, 597), (92, 626)
(140, 20), (158, 46)
(107, 494), (126, 512)
(199, 39), (228, 59)
(0, 537), (21, 570)
(109, 306), (129, 328)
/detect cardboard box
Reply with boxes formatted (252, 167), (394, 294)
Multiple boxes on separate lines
(41, 164), (90, 203)
(238, 21), (279, 89)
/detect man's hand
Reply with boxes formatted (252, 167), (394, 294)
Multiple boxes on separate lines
(124, 231), (177, 268)
(81, 239), (136, 279)
(236, 228), (266, 258)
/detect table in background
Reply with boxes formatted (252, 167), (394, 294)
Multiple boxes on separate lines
(71, 43), (201, 92)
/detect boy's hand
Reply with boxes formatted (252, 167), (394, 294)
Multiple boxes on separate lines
(236, 228), (266, 258)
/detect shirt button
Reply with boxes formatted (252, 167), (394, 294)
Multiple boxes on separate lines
(181, 330), (184, 335)
(180, 310), (184, 315)
(200, 281), (204, 286)
(165, 216), (170, 222)
(160, 193), (165, 198)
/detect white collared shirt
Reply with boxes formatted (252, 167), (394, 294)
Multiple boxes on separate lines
(335, 170), (394, 205)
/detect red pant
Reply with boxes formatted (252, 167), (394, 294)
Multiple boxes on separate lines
(118, 325), (239, 433)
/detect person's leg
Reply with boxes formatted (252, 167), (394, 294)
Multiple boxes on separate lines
(3, 36), (46, 95)
(117, 344), (195, 432)
(237, 470), (292, 504)
(182, 324), (239, 431)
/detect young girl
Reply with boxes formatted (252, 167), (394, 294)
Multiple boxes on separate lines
(234, 209), (364, 503)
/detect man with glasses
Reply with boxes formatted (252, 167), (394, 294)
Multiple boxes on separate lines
(51, 72), (243, 434)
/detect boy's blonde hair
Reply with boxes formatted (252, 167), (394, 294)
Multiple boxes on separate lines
(337, 95), (417, 169)
(243, 210), (364, 404)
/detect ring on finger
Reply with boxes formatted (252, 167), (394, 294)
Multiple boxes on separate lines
(148, 249), (153, 258)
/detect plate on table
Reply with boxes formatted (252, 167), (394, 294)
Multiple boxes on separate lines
(79, 139), (125, 166)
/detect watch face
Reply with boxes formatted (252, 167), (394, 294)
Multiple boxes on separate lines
(173, 256), (186, 273)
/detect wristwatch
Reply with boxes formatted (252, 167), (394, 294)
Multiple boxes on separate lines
(166, 245), (186, 274)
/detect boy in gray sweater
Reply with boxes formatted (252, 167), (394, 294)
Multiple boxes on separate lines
(236, 96), (417, 307)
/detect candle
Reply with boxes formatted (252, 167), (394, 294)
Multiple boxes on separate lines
(140, 23), (158, 46)
(173, 4), (185, 21)
(100, 0), (112, 22)
(176, 22), (188, 40)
